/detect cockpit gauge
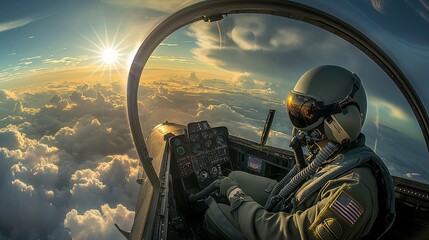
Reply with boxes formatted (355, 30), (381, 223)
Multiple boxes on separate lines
(204, 139), (213, 148)
(210, 166), (218, 177)
(201, 131), (209, 139)
(189, 133), (198, 142)
(176, 147), (185, 156)
(192, 142), (202, 152)
(199, 170), (209, 180)
(216, 136), (225, 145)
(172, 138), (181, 146)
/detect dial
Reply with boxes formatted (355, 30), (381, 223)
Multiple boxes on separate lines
(204, 139), (213, 148)
(199, 170), (209, 180)
(176, 147), (185, 156)
(201, 131), (208, 139)
(172, 138), (181, 146)
(208, 131), (214, 139)
(216, 135), (225, 144)
(192, 142), (201, 152)
(210, 166), (218, 177)
(189, 133), (198, 142)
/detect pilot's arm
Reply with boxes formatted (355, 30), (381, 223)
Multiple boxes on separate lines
(227, 167), (378, 240)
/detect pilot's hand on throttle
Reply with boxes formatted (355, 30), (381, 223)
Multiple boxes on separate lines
(219, 177), (239, 199)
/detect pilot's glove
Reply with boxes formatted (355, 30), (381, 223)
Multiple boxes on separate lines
(219, 177), (239, 199)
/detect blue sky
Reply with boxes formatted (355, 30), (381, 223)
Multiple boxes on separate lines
(1, 0), (103, 64)
(0, 0), (180, 82)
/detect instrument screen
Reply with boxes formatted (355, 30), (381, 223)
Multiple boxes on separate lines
(170, 121), (230, 184)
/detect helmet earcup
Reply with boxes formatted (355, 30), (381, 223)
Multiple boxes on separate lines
(323, 105), (362, 144)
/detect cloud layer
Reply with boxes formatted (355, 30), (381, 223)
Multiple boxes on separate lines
(0, 83), (138, 239)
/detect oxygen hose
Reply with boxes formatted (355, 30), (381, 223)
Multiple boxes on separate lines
(263, 135), (306, 209)
(265, 141), (338, 211)
(188, 178), (222, 203)
(264, 164), (300, 209)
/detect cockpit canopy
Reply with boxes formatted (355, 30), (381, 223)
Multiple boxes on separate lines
(130, 0), (429, 184)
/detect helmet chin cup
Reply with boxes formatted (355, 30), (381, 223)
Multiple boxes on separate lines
(324, 105), (362, 144)
(296, 128), (325, 146)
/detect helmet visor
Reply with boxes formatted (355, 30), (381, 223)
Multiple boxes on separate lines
(286, 91), (323, 129)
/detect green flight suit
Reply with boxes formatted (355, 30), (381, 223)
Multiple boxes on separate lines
(205, 135), (395, 240)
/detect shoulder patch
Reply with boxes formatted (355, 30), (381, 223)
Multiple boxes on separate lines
(330, 192), (363, 225)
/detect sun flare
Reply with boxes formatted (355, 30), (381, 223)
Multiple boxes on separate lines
(81, 24), (135, 81)
(101, 47), (119, 65)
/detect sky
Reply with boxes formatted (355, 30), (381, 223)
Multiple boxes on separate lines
(0, 1), (185, 239)
(0, 0), (202, 85)
(1, 0), (428, 239)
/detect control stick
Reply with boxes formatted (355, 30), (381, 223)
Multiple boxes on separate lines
(188, 178), (223, 203)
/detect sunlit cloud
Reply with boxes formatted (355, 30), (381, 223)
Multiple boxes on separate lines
(233, 72), (264, 89)
(269, 29), (302, 48)
(0, 82), (141, 239)
(159, 43), (179, 47)
(2, 65), (23, 72)
(0, 17), (37, 32)
(43, 56), (88, 66)
(21, 56), (42, 61)
(369, 97), (411, 121)
(28, 68), (49, 73)
(64, 204), (135, 240)
(229, 16), (267, 51)
(150, 55), (192, 63)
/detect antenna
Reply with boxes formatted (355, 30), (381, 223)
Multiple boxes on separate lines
(260, 109), (276, 147)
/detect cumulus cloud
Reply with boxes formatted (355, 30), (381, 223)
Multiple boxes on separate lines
(0, 144), (67, 239)
(40, 115), (131, 161)
(233, 72), (257, 89)
(0, 125), (33, 149)
(0, 90), (18, 118)
(0, 83), (139, 239)
(69, 154), (139, 211)
(64, 204), (134, 240)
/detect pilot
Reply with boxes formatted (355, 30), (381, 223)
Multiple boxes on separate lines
(204, 65), (396, 240)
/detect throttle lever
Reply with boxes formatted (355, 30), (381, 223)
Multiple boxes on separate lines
(188, 177), (224, 203)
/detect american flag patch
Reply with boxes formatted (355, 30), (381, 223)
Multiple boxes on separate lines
(331, 192), (364, 225)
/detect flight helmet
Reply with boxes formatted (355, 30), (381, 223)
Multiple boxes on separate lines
(286, 65), (367, 144)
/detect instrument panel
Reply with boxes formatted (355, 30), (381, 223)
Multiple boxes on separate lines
(169, 121), (230, 185)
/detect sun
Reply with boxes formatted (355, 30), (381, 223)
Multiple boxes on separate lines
(81, 24), (134, 81)
(101, 47), (119, 65)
